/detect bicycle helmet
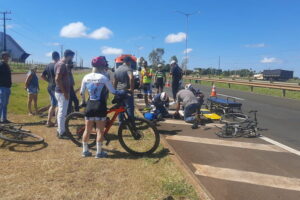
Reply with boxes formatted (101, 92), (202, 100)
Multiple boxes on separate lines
(185, 84), (193, 90)
(160, 92), (168, 101)
(91, 56), (108, 68)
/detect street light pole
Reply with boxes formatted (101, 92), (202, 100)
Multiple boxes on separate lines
(175, 10), (199, 74)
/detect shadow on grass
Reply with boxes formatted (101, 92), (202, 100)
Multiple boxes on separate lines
(104, 147), (172, 161)
(158, 129), (182, 135)
(0, 140), (48, 152)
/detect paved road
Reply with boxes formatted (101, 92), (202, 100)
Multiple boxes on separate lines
(188, 84), (300, 151)
(135, 97), (300, 200)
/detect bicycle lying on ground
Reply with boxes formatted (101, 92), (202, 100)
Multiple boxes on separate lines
(0, 124), (44, 144)
(65, 92), (160, 156)
(215, 110), (260, 138)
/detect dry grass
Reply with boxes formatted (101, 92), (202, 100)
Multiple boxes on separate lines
(0, 114), (198, 200)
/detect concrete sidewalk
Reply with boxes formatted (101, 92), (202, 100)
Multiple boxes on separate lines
(135, 97), (300, 200)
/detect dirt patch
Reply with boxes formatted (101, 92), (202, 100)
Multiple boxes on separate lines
(0, 114), (198, 200)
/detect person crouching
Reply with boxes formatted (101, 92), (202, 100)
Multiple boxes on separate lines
(152, 92), (170, 118)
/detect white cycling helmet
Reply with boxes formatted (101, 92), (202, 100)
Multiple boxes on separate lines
(185, 83), (193, 90)
(160, 92), (168, 101)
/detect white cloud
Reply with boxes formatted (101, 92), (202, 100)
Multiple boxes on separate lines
(183, 48), (193, 54)
(101, 46), (123, 55)
(45, 52), (53, 57)
(46, 42), (61, 46)
(138, 46), (144, 50)
(60, 22), (87, 38)
(60, 22), (113, 40)
(245, 43), (265, 48)
(7, 24), (13, 29)
(88, 27), (113, 39)
(260, 57), (281, 63)
(165, 32), (186, 43)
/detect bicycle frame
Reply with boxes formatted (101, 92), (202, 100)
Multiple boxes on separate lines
(104, 106), (126, 134)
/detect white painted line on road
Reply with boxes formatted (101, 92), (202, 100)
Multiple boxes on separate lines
(217, 93), (245, 101)
(260, 136), (300, 157)
(136, 102), (146, 106)
(161, 119), (223, 128)
(193, 163), (300, 191)
(166, 135), (286, 152)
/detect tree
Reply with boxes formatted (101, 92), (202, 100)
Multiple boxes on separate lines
(148, 48), (165, 67)
(170, 55), (178, 63)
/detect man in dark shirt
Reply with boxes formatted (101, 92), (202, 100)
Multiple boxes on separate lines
(169, 60), (183, 101)
(55, 49), (74, 139)
(41, 51), (60, 127)
(113, 56), (135, 119)
(67, 61), (79, 114)
(0, 52), (12, 123)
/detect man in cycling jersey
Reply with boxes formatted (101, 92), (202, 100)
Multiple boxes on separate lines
(80, 56), (121, 158)
(140, 61), (153, 107)
(154, 64), (166, 94)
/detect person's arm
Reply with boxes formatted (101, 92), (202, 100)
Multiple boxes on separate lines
(80, 78), (86, 104)
(25, 73), (33, 89)
(104, 78), (117, 94)
(128, 70), (134, 93)
(113, 74), (118, 89)
(175, 102), (181, 114)
(55, 65), (69, 100)
(41, 69), (48, 82)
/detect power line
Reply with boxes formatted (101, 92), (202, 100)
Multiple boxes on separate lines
(0, 11), (11, 51)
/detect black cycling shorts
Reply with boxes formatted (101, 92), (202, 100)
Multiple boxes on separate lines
(84, 100), (107, 118)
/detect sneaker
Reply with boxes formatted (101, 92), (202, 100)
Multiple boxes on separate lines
(95, 151), (108, 159)
(82, 151), (92, 157)
(57, 132), (69, 139)
(2, 119), (12, 124)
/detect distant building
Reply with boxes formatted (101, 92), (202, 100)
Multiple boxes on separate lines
(0, 32), (30, 62)
(263, 69), (293, 81)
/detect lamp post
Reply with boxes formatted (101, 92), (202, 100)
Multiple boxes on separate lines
(175, 10), (199, 74)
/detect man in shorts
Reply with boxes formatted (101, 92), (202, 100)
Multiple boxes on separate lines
(55, 50), (74, 139)
(80, 56), (121, 158)
(41, 51), (60, 127)
(140, 61), (153, 107)
(154, 64), (166, 94)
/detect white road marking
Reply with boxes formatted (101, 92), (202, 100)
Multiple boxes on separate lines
(136, 102), (146, 106)
(166, 135), (286, 152)
(217, 93), (245, 101)
(193, 163), (300, 191)
(260, 136), (300, 157)
(161, 119), (223, 128)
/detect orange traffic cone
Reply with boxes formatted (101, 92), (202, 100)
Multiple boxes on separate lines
(165, 80), (171, 88)
(210, 84), (217, 97)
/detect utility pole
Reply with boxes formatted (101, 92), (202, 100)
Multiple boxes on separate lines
(0, 11), (11, 51)
(150, 36), (156, 51)
(176, 10), (199, 75)
(60, 44), (64, 58)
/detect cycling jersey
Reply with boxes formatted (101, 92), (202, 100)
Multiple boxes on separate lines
(141, 68), (153, 84)
(80, 72), (116, 101)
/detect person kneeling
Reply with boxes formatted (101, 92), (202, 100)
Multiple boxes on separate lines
(80, 56), (121, 159)
(152, 92), (170, 118)
(174, 87), (201, 124)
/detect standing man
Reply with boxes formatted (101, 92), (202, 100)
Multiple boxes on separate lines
(55, 49), (74, 139)
(169, 60), (183, 101)
(67, 61), (79, 114)
(0, 52), (12, 124)
(113, 56), (135, 119)
(140, 61), (153, 107)
(154, 63), (166, 94)
(41, 51), (60, 127)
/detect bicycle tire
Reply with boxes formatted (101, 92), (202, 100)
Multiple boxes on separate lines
(0, 128), (44, 144)
(65, 112), (96, 147)
(118, 117), (160, 156)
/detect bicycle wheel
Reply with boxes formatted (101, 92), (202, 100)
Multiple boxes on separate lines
(118, 117), (160, 156)
(65, 112), (96, 147)
(0, 126), (44, 144)
(221, 113), (248, 123)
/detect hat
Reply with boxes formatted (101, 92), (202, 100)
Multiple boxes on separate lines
(170, 60), (177, 65)
(1, 51), (10, 57)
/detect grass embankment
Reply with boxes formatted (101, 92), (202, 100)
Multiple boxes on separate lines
(8, 73), (86, 115)
(186, 79), (300, 100)
(9, 62), (46, 73)
(2, 72), (199, 199)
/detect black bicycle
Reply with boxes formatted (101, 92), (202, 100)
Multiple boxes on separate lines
(216, 111), (260, 138)
(0, 124), (44, 144)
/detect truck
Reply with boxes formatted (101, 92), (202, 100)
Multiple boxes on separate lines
(262, 69), (293, 81)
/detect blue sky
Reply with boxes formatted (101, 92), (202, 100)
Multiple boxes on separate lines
(2, 0), (300, 76)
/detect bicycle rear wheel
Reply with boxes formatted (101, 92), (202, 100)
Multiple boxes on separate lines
(65, 112), (96, 147)
(118, 117), (160, 156)
(0, 126), (44, 144)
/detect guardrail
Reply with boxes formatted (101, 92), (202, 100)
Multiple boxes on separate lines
(184, 76), (300, 97)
